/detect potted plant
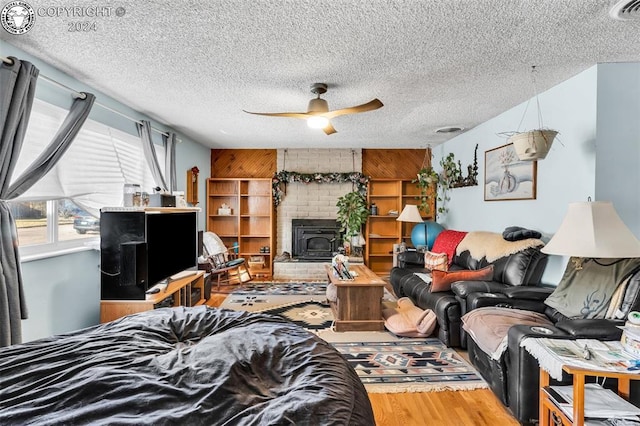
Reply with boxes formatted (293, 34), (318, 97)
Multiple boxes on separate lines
(413, 166), (440, 216)
(336, 190), (370, 243)
(506, 66), (558, 161)
(508, 129), (558, 161)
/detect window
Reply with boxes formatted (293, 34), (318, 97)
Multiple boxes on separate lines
(10, 99), (166, 258)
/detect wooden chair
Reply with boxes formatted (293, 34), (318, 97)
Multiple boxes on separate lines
(203, 232), (252, 293)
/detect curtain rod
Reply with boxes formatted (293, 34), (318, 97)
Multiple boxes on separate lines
(1, 55), (172, 138)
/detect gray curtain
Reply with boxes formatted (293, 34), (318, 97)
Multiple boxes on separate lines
(163, 132), (177, 194)
(0, 57), (96, 347)
(138, 120), (167, 192)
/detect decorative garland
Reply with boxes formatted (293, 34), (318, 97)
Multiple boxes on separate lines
(272, 170), (369, 207)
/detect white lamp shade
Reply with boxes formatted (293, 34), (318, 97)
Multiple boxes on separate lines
(541, 201), (640, 258)
(396, 204), (423, 223)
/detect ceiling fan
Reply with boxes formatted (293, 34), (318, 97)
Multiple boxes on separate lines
(243, 83), (383, 135)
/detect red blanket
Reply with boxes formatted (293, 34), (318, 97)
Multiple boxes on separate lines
(431, 230), (468, 265)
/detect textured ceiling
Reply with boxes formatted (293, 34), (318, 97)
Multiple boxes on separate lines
(2, 0), (640, 149)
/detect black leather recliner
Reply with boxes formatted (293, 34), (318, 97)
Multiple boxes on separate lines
(464, 267), (640, 425)
(389, 246), (548, 347)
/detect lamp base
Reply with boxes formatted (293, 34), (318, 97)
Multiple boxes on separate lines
(572, 257), (585, 270)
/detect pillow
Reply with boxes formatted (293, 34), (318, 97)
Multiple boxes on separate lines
(502, 226), (542, 241)
(430, 265), (494, 293)
(424, 251), (448, 272)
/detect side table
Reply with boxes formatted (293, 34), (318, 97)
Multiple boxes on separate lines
(527, 338), (640, 425)
(540, 365), (640, 425)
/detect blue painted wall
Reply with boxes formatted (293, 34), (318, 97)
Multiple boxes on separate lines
(595, 63), (640, 239)
(4, 42), (211, 341)
(433, 63), (640, 285)
(21, 250), (100, 342)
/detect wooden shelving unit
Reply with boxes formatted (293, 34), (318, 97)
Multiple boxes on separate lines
(207, 178), (274, 278)
(365, 178), (435, 275)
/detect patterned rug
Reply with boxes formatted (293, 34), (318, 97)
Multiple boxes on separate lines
(256, 300), (334, 331)
(229, 281), (328, 296)
(332, 339), (487, 393)
(219, 283), (488, 393)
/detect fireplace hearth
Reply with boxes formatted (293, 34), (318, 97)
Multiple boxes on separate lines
(292, 219), (341, 261)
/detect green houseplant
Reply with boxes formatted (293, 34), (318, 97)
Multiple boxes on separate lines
(336, 191), (370, 239)
(413, 166), (440, 217)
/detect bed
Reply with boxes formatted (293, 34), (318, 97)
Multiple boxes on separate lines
(0, 306), (374, 425)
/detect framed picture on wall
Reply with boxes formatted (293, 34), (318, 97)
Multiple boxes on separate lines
(484, 143), (537, 201)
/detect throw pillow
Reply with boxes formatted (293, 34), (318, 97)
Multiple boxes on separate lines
(430, 265), (494, 293)
(502, 226), (542, 241)
(424, 251), (448, 272)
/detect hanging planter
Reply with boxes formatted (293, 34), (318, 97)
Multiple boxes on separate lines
(509, 129), (558, 161)
(503, 66), (559, 161)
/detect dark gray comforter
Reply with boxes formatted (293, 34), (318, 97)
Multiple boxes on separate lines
(0, 306), (374, 425)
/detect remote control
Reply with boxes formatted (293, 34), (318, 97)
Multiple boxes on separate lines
(146, 287), (161, 294)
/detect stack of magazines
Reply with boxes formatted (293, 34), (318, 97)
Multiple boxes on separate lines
(544, 383), (640, 424)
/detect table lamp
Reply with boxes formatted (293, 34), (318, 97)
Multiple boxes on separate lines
(541, 201), (640, 269)
(396, 204), (426, 250)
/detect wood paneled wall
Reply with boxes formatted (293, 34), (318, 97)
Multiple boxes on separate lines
(210, 148), (429, 180)
(363, 149), (429, 179)
(210, 149), (277, 178)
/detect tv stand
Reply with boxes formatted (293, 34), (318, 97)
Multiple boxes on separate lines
(100, 270), (206, 323)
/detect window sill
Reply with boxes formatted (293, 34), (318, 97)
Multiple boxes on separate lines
(20, 238), (100, 263)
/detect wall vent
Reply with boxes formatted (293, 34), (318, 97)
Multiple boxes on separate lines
(610, 0), (640, 20)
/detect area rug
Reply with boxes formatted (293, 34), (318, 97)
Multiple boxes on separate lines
(330, 339), (487, 393)
(218, 282), (488, 393)
(229, 281), (328, 296)
(220, 281), (395, 313)
(256, 300), (334, 331)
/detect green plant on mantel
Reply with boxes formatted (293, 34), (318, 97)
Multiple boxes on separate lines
(336, 190), (370, 238)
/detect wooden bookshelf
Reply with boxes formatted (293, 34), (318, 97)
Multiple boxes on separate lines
(207, 178), (274, 278)
(365, 178), (434, 275)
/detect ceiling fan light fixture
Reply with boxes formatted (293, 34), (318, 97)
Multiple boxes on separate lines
(242, 82), (382, 136)
(307, 98), (329, 113)
(307, 116), (330, 129)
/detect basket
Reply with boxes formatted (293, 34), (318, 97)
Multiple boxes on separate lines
(248, 255), (266, 269)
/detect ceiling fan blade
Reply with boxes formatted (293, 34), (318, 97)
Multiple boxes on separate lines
(325, 98), (383, 119)
(323, 122), (337, 135)
(243, 110), (310, 120)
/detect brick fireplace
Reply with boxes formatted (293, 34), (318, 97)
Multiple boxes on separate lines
(274, 148), (362, 280)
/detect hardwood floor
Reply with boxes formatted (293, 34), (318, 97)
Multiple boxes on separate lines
(206, 283), (519, 426)
(368, 390), (519, 426)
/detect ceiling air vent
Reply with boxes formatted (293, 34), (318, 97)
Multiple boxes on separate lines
(609, 0), (640, 20)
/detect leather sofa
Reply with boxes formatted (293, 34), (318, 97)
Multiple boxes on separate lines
(464, 262), (640, 424)
(389, 243), (548, 348)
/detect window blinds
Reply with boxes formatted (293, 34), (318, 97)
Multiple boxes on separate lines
(12, 99), (165, 217)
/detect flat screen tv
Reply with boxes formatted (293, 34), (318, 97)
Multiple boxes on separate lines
(100, 210), (197, 300)
(146, 211), (197, 287)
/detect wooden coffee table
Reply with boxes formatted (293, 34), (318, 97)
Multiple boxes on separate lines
(324, 264), (386, 332)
